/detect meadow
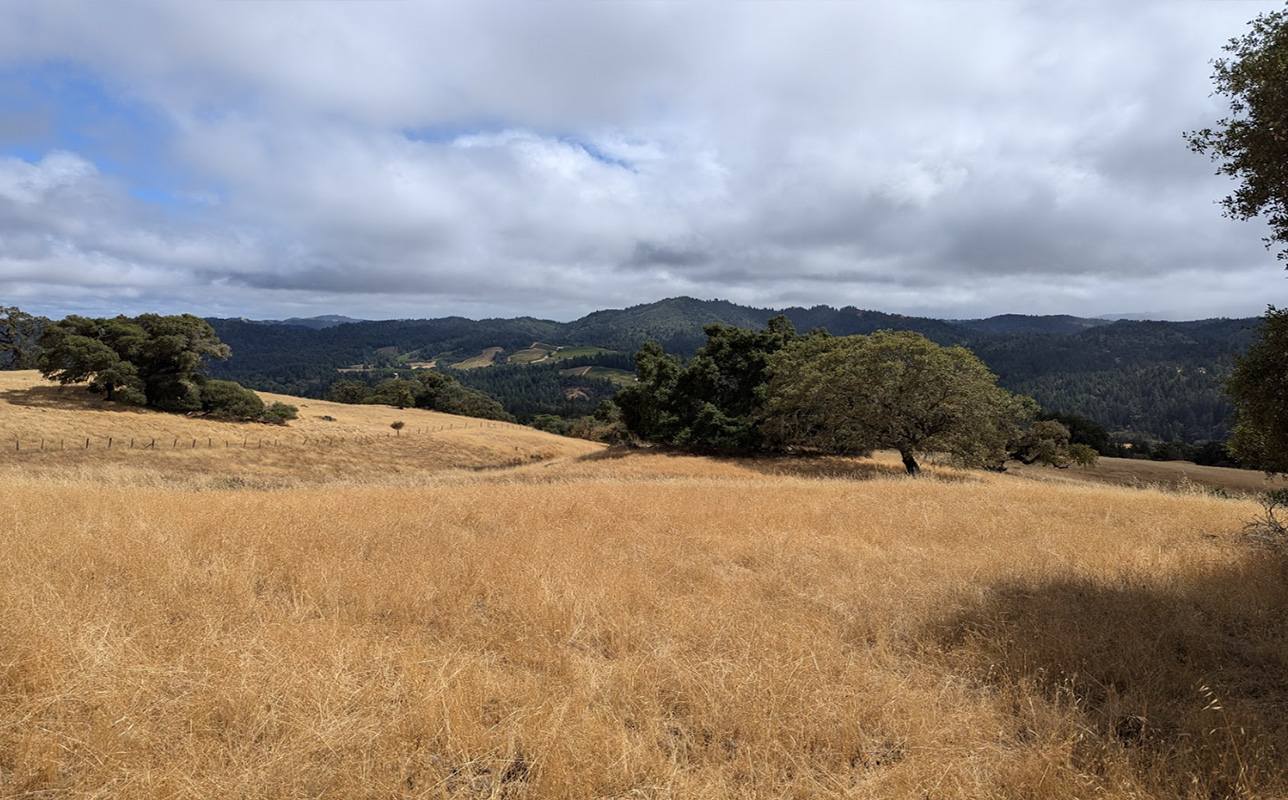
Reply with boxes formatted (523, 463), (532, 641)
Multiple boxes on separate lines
(1, 372), (1286, 798)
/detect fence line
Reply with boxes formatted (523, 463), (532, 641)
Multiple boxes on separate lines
(7, 418), (541, 454)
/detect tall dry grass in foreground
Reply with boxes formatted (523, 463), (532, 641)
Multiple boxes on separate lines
(2, 446), (1286, 798)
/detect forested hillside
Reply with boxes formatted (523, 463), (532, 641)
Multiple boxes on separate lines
(971, 319), (1255, 442)
(203, 298), (1260, 443)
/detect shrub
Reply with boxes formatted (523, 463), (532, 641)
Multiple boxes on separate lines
(201, 379), (266, 420)
(1069, 443), (1100, 467)
(1245, 489), (1288, 544)
(263, 402), (298, 425)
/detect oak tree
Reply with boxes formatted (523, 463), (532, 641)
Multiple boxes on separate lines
(1186, 6), (1288, 265)
(761, 330), (1034, 475)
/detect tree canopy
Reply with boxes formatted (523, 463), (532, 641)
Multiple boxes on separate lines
(760, 330), (1034, 474)
(328, 370), (514, 421)
(1186, 6), (1288, 265)
(38, 314), (234, 411)
(619, 321), (1044, 475)
(615, 317), (796, 451)
(1226, 306), (1288, 474)
(0, 306), (46, 369)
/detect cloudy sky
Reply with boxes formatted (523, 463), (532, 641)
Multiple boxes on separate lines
(1, 0), (1285, 323)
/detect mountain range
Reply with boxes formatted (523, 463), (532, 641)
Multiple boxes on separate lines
(206, 296), (1261, 444)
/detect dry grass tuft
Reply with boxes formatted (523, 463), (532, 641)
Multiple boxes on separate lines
(2, 371), (1286, 797)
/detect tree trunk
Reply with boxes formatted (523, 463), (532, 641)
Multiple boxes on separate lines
(900, 449), (921, 476)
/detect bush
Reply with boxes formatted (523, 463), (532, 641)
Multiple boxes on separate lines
(200, 380), (297, 424)
(530, 414), (574, 436)
(1245, 489), (1288, 545)
(1069, 443), (1100, 467)
(201, 380), (266, 420)
(263, 402), (298, 425)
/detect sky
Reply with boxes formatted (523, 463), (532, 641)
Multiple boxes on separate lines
(1, 0), (1286, 324)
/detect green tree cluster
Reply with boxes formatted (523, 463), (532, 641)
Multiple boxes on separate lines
(0, 306), (47, 369)
(616, 318), (796, 451)
(328, 371), (514, 421)
(1186, 5), (1288, 265)
(568, 400), (632, 444)
(618, 320), (1052, 475)
(761, 330), (1033, 474)
(1226, 307), (1288, 474)
(37, 313), (295, 423)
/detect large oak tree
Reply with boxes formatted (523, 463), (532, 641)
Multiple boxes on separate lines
(38, 314), (231, 410)
(761, 330), (1034, 475)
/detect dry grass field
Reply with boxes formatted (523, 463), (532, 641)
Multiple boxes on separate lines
(1006, 454), (1287, 496)
(0, 371), (601, 489)
(2, 372), (1287, 798)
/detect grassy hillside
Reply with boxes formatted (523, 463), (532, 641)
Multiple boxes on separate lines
(0, 371), (599, 488)
(2, 372), (1286, 798)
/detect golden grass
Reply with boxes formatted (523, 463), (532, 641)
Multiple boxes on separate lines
(2, 372), (1287, 797)
(1006, 454), (1288, 496)
(0, 371), (601, 489)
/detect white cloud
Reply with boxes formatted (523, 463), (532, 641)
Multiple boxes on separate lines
(1, 0), (1285, 321)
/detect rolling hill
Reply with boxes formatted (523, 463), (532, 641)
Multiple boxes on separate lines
(0, 370), (600, 489)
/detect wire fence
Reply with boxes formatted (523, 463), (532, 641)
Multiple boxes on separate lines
(7, 419), (534, 454)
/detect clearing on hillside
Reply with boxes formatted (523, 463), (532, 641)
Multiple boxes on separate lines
(507, 346), (556, 364)
(450, 347), (506, 369)
(547, 345), (620, 361)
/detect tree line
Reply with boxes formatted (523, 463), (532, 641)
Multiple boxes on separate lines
(327, 370), (514, 421)
(612, 317), (1095, 475)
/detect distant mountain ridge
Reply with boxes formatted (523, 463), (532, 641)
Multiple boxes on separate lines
(243, 315), (366, 330)
(950, 314), (1115, 336)
(206, 296), (1261, 443)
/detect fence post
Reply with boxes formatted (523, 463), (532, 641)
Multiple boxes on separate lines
(108, 437), (112, 449)
(85, 438), (90, 450)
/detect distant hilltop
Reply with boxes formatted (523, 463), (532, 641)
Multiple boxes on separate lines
(239, 315), (366, 330)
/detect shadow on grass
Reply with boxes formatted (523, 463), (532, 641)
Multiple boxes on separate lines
(0, 384), (106, 410)
(933, 549), (1288, 796)
(575, 446), (973, 482)
(0, 385), (163, 419)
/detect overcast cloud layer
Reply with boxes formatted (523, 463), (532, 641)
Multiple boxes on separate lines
(1, 0), (1285, 322)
